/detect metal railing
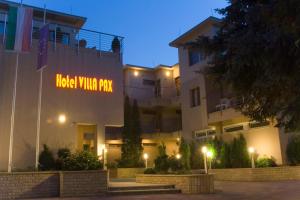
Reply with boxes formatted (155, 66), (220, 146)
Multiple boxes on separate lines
(0, 11), (124, 55)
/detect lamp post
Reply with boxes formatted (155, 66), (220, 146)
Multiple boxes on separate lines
(206, 151), (213, 170)
(201, 146), (208, 174)
(248, 147), (255, 168)
(143, 153), (149, 168)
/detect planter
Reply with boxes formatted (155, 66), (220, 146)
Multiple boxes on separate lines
(210, 166), (300, 181)
(109, 168), (145, 179)
(136, 174), (214, 194)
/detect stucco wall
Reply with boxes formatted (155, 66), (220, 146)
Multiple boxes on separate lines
(0, 41), (124, 171)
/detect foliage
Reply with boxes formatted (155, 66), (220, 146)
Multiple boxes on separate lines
(286, 135), (300, 165)
(188, 0), (300, 130)
(179, 138), (191, 170)
(230, 135), (250, 168)
(207, 137), (223, 168)
(154, 143), (169, 173)
(62, 150), (103, 171)
(256, 157), (277, 168)
(190, 142), (202, 169)
(220, 142), (231, 168)
(55, 148), (71, 170)
(39, 144), (56, 171)
(144, 168), (156, 174)
(119, 96), (143, 168)
(168, 155), (184, 172)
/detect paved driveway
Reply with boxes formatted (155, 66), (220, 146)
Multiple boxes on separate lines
(31, 181), (300, 200)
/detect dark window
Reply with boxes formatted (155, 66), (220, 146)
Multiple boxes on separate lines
(143, 79), (155, 86)
(188, 49), (205, 66)
(49, 29), (70, 45)
(224, 125), (244, 133)
(249, 121), (270, 129)
(155, 79), (161, 97)
(190, 87), (200, 107)
(0, 21), (5, 35)
(175, 76), (181, 96)
(32, 27), (39, 39)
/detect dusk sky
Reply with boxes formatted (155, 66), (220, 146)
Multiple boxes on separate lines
(11, 0), (228, 67)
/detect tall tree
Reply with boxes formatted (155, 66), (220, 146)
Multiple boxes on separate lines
(189, 0), (300, 130)
(119, 97), (143, 167)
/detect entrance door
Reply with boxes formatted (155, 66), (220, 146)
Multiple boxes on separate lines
(77, 124), (97, 153)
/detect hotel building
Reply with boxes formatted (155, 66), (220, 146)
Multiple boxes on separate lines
(170, 16), (290, 165)
(0, 0), (124, 171)
(106, 64), (182, 167)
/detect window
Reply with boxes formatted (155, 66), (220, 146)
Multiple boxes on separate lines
(190, 87), (200, 107)
(175, 76), (181, 96)
(49, 30), (70, 45)
(143, 79), (155, 86)
(0, 21), (5, 35)
(188, 49), (205, 66)
(155, 79), (161, 97)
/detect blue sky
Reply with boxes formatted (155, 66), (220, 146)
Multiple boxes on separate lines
(11, 0), (228, 67)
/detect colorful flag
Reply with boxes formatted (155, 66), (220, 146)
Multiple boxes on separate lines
(37, 24), (49, 70)
(5, 6), (33, 52)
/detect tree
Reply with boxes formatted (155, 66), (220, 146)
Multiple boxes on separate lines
(179, 137), (191, 170)
(189, 0), (300, 130)
(119, 97), (143, 167)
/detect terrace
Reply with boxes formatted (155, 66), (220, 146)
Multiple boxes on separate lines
(0, 11), (124, 55)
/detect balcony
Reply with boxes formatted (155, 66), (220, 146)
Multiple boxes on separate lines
(139, 96), (180, 108)
(0, 12), (124, 55)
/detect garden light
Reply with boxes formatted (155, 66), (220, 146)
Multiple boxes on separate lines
(206, 151), (213, 169)
(176, 153), (181, 160)
(201, 146), (208, 174)
(248, 146), (256, 168)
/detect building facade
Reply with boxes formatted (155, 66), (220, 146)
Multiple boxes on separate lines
(170, 16), (289, 165)
(105, 64), (182, 167)
(0, 0), (124, 171)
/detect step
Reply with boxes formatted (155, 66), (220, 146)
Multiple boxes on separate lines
(107, 188), (181, 196)
(109, 184), (175, 191)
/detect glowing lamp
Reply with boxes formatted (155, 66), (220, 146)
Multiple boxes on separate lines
(176, 153), (181, 160)
(58, 114), (66, 124)
(134, 71), (139, 77)
(201, 146), (208, 154)
(248, 147), (255, 154)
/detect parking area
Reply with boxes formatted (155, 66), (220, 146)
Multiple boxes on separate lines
(31, 181), (300, 200)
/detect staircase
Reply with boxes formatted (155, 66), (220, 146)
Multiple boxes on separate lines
(108, 183), (181, 196)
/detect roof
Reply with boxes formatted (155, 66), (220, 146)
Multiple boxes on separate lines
(0, 0), (86, 28)
(169, 16), (221, 48)
(124, 64), (175, 71)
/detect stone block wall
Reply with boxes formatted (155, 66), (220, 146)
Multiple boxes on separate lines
(109, 168), (145, 179)
(136, 174), (214, 194)
(0, 171), (107, 200)
(0, 172), (59, 200)
(210, 166), (300, 181)
(60, 170), (107, 197)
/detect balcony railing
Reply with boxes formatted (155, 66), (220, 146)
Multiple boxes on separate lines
(0, 12), (124, 54)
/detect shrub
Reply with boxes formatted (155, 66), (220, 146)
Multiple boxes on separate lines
(154, 143), (169, 173)
(220, 142), (231, 168)
(144, 168), (156, 174)
(107, 162), (118, 169)
(286, 135), (300, 165)
(179, 138), (191, 170)
(39, 144), (56, 171)
(190, 142), (202, 169)
(55, 148), (71, 170)
(168, 156), (184, 172)
(256, 157), (277, 168)
(62, 150), (103, 171)
(230, 134), (250, 168)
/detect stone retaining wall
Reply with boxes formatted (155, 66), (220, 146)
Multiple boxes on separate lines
(210, 166), (300, 181)
(0, 171), (107, 199)
(109, 168), (145, 179)
(136, 174), (214, 194)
